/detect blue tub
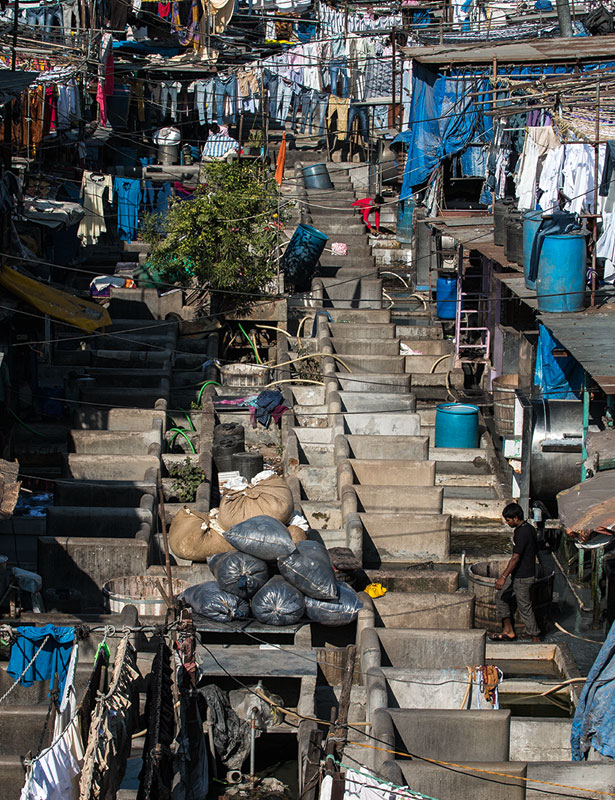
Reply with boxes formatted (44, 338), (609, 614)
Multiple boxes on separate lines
(436, 275), (457, 319)
(280, 224), (329, 290)
(523, 210), (543, 290)
(536, 231), (588, 313)
(303, 164), (334, 190)
(435, 403), (479, 448)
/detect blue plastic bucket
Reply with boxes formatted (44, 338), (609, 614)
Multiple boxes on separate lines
(536, 231), (588, 313)
(396, 199), (415, 244)
(522, 210), (543, 290)
(436, 275), (457, 319)
(280, 224), (329, 290)
(435, 403), (479, 448)
(302, 164), (334, 190)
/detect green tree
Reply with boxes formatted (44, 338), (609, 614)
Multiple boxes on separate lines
(143, 161), (284, 311)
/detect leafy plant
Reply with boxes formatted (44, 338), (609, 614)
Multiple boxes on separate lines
(168, 458), (205, 503)
(143, 161), (286, 313)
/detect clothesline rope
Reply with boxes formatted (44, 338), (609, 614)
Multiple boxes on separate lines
(0, 634), (50, 704)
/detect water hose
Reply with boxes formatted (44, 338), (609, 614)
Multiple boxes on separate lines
(176, 407), (196, 432)
(197, 380), (222, 405)
(255, 325), (294, 339)
(8, 408), (50, 438)
(167, 428), (196, 454)
(264, 378), (326, 388)
(429, 354), (451, 373)
(380, 271), (409, 289)
(383, 290), (394, 310)
(296, 314), (314, 350)
(267, 352), (353, 372)
(238, 322), (261, 364)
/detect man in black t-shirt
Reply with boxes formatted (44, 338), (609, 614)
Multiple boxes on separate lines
(490, 502), (540, 642)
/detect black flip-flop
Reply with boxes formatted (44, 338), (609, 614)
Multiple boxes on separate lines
(488, 632), (517, 641)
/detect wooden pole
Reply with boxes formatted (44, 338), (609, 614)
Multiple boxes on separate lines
(592, 76), (600, 307)
(157, 470), (175, 606)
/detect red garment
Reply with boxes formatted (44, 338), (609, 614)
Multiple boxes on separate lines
(159, 2), (171, 16)
(352, 197), (380, 230)
(43, 86), (56, 136)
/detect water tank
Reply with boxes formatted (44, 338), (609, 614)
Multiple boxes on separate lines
(435, 403), (479, 448)
(280, 224), (328, 290)
(536, 231), (588, 313)
(522, 210), (543, 290)
(302, 164), (334, 190)
(530, 399), (583, 498)
(436, 275), (456, 319)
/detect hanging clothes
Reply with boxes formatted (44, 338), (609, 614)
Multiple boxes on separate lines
(113, 177), (142, 242)
(7, 625), (75, 697)
(515, 126), (560, 211)
(78, 171), (113, 246)
(97, 33), (114, 126)
(79, 637), (139, 800)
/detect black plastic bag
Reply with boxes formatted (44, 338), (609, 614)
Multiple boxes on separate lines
(278, 540), (338, 601)
(251, 576), (305, 626)
(180, 581), (250, 622)
(224, 515), (295, 560)
(209, 551), (269, 599)
(304, 582), (363, 627)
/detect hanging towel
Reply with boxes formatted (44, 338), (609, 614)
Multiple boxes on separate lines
(8, 625), (75, 696)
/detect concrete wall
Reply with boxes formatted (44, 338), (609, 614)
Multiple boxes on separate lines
(361, 628), (486, 672)
(380, 759), (527, 800)
(360, 513), (451, 564)
(372, 707), (511, 766)
(526, 762), (615, 799)
(371, 590), (474, 629)
(510, 718), (572, 762)
(339, 434), (430, 461)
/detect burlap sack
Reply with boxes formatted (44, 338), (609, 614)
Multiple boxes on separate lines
(218, 475), (294, 531)
(169, 507), (234, 562)
(289, 525), (308, 544)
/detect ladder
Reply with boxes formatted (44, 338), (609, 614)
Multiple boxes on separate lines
(454, 244), (492, 368)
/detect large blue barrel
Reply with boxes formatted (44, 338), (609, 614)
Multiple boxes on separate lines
(523, 210), (543, 290)
(435, 403), (479, 448)
(396, 199), (415, 244)
(280, 224), (329, 290)
(436, 275), (457, 319)
(536, 231), (587, 313)
(303, 164), (334, 190)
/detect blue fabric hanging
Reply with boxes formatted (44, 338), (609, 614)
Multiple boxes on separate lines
(571, 620), (615, 760)
(396, 63), (486, 199)
(7, 625), (75, 696)
(534, 324), (583, 399)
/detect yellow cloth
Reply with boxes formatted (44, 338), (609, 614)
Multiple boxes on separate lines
(364, 582), (387, 598)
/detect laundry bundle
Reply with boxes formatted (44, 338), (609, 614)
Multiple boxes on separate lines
(179, 514), (363, 627)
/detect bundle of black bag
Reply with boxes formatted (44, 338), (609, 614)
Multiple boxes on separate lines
(180, 514), (363, 627)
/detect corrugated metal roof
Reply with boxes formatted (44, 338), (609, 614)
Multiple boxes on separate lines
(402, 34), (615, 64)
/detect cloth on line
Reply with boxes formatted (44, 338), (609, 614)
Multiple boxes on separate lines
(8, 625), (75, 696)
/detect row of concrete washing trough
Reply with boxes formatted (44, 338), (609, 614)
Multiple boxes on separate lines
(281, 162), (611, 800)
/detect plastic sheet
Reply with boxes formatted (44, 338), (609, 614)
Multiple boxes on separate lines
(180, 581), (250, 622)
(304, 582), (363, 627)
(223, 515), (295, 560)
(278, 541), (338, 601)
(208, 551), (269, 599)
(251, 576), (305, 626)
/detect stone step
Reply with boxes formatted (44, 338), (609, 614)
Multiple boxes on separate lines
(336, 372), (411, 394)
(293, 426), (334, 445)
(327, 308), (391, 323)
(333, 354), (405, 374)
(343, 411), (421, 437)
(315, 528), (347, 548)
(332, 391), (416, 414)
(360, 512), (451, 563)
(296, 465), (338, 502)
(395, 324), (443, 340)
(69, 429), (160, 456)
(354, 485), (443, 514)
(294, 404), (329, 428)
(299, 501), (342, 530)
(296, 441), (334, 467)
(326, 338), (401, 356)
(344, 459), (436, 487)
(320, 255), (375, 269)
(329, 322), (395, 339)
(344, 434), (430, 461)
(66, 454), (159, 481)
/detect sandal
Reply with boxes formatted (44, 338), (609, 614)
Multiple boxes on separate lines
(488, 632), (516, 641)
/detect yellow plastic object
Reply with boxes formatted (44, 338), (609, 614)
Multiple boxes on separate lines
(0, 266), (111, 332)
(364, 582), (387, 598)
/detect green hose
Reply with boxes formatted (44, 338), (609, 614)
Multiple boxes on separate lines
(167, 428), (197, 454)
(176, 407), (196, 432)
(8, 407), (50, 438)
(197, 380), (222, 406)
(238, 322), (261, 364)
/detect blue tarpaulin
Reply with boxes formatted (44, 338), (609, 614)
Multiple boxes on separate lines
(534, 324), (584, 399)
(571, 621), (615, 760)
(395, 64), (487, 199)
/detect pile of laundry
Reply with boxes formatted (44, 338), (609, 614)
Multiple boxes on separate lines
(179, 514), (363, 628)
(215, 389), (288, 428)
